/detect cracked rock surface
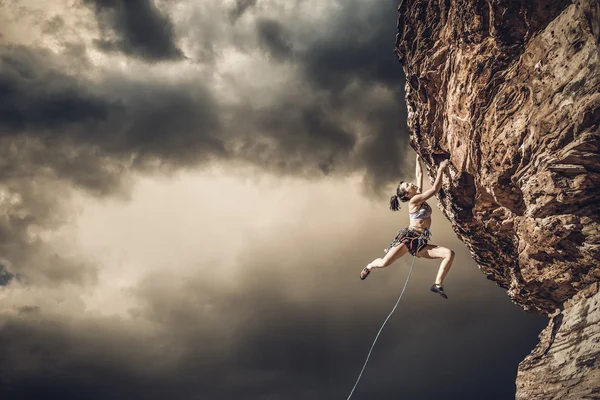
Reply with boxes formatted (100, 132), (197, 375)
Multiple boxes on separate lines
(517, 283), (600, 399)
(395, 0), (599, 397)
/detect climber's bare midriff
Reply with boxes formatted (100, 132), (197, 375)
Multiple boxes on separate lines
(408, 217), (431, 232)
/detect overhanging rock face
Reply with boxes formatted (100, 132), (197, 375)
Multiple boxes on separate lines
(516, 283), (600, 399)
(395, 0), (599, 397)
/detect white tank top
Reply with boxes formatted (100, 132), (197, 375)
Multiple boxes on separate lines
(409, 202), (432, 220)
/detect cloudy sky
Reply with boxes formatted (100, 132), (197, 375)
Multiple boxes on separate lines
(0, 1), (548, 399)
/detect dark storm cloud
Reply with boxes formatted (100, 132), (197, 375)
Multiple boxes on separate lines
(256, 18), (293, 61)
(242, 0), (410, 186)
(298, 0), (409, 187)
(0, 313), (178, 400)
(83, 0), (184, 61)
(230, 99), (356, 176)
(2, 0), (409, 188)
(0, 49), (113, 134)
(300, 1), (404, 91)
(0, 264), (14, 285)
(228, 89), (407, 186)
(229, 0), (258, 23)
(0, 45), (223, 176)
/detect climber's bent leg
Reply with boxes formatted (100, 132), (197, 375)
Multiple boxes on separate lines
(416, 244), (455, 285)
(361, 243), (409, 279)
(373, 243), (410, 268)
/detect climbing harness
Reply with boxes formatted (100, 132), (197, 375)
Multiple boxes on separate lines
(346, 234), (424, 400)
(384, 227), (430, 256)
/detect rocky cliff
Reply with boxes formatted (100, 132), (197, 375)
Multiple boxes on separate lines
(395, 0), (600, 398)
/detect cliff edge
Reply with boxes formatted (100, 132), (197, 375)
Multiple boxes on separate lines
(395, 0), (600, 398)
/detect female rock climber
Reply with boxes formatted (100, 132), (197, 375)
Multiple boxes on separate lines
(360, 155), (455, 299)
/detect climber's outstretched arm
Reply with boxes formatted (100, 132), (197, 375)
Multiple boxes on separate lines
(411, 160), (449, 204)
(415, 154), (423, 193)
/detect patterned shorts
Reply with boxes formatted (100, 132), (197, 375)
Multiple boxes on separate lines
(384, 228), (431, 256)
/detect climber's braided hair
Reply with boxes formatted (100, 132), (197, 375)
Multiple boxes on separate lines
(389, 181), (411, 211)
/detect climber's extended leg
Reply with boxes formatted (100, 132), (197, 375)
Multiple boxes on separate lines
(360, 243), (409, 280)
(416, 244), (455, 284)
(416, 244), (455, 298)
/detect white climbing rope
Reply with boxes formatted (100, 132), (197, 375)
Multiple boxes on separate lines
(346, 252), (418, 400)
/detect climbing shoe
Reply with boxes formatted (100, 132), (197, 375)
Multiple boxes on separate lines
(360, 267), (371, 280)
(430, 283), (448, 299)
